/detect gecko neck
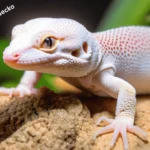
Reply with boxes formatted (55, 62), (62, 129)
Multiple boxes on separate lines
(88, 34), (102, 74)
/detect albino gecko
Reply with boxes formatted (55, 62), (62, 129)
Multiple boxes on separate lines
(0, 18), (149, 150)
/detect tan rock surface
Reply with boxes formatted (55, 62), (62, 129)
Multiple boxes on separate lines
(0, 87), (149, 150)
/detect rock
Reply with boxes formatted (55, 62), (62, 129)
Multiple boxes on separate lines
(0, 87), (149, 150)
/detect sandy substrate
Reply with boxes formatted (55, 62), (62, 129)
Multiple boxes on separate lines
(0, 86), (149, 150)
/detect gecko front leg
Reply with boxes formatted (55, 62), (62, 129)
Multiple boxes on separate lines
(0, 71), (42, 97)
(93, 69), (147, 150)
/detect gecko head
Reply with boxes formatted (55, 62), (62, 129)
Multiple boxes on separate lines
(3, 18), (101, 77)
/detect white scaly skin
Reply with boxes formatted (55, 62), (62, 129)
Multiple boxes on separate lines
(0, 18), (149, 149)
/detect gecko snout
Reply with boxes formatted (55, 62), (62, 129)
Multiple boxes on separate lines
(3, 52), (20, 63)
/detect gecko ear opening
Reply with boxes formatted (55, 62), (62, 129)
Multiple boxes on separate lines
(71, 42), (88, 57)
(82, 42), (88, 53)
(71, 49), (80, 57)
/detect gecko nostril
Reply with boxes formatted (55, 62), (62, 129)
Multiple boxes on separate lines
(13, 53), (20, 58)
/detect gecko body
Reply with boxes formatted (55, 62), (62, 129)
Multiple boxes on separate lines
(0, 18), (149, 150)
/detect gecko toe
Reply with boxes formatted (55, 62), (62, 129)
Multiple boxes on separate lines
(96, 116), (113, 125)
(110, 123), (120, 148)
(94, 117), (147, 150)
(93, 124), (114, 140)
(127, 125), (148, 140)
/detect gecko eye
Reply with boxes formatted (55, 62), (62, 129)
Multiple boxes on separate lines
(41, 37), (54, 49)
(40, 35), (59, 53)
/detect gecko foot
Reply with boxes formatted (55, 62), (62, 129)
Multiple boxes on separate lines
(93, 116), (147, 150)
(0, 84), (38, 97)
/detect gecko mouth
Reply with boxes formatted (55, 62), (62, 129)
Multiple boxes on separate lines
(4, 51), (88, 71)
(4, 54), (61, 70)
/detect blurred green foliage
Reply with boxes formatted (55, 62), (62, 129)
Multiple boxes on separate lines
(97, 0), (150, 31)
(0, 0), (150, 92)
(0, 39), (22, 86)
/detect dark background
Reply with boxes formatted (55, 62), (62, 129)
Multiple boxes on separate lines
(0, 0), (112, 38)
